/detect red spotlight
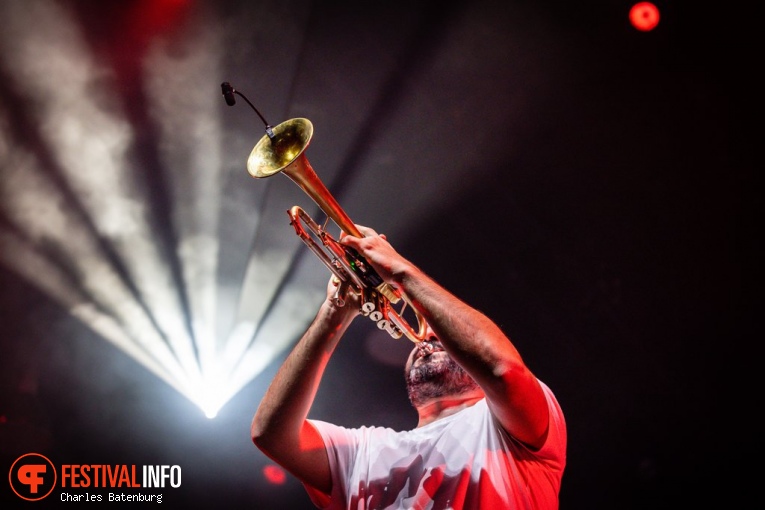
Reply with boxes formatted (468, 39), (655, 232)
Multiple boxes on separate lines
(126, 0), (190, 39)
(629, 2), (661, 32)
(262, 464), (287, 485)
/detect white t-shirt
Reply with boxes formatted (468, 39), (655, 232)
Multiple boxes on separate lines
(306, 381), (566, 510)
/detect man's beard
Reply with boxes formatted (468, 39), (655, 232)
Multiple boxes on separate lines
(406, 354), (480, 408)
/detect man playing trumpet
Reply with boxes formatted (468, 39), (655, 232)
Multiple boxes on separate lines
(251, 225), (567, 509)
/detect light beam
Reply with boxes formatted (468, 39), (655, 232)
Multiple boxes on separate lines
(0, 0), (318, 418)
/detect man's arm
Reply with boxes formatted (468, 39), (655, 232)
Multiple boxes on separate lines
(341, 227), (550, 449)
(251, 281), (359, 493)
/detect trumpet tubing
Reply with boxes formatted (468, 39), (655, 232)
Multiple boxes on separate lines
(246, 118), (427, 343)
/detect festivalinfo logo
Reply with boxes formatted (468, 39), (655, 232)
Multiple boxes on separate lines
(9, 452), (180, 503)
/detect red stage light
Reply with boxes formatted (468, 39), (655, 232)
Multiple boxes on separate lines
(629, 2), (661, 32)
(262, 464), (287, 485)
(122, 0), (190, 43)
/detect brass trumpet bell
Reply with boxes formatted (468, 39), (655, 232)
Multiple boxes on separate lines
(247, 118), (313, 178)
(247, 118), (362, 239)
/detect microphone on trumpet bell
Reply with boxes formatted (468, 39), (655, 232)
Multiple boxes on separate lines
(220, 81), (274, 139)
(221, 82), (236, 106)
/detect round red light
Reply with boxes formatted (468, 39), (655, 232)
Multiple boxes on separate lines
(629, 2), (661, 32)
(263, 464), (287, 485)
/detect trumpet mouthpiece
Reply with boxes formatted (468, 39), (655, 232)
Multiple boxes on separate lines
(417, 342), (435, 356)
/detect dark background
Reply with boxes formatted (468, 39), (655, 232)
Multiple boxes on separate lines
(0, 0), (757, 508)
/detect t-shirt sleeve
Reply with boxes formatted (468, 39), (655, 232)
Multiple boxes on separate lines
(536, 380), (567, 469)
(303, 419), (361, 509)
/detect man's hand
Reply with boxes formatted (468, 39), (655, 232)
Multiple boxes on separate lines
(339, 225), (410, 285)
(324, 273), (362, 318)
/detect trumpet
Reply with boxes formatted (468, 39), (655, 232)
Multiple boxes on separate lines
(245, 117), (428, 343)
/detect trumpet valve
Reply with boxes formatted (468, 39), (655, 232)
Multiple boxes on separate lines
(361, 301), (376, 315)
